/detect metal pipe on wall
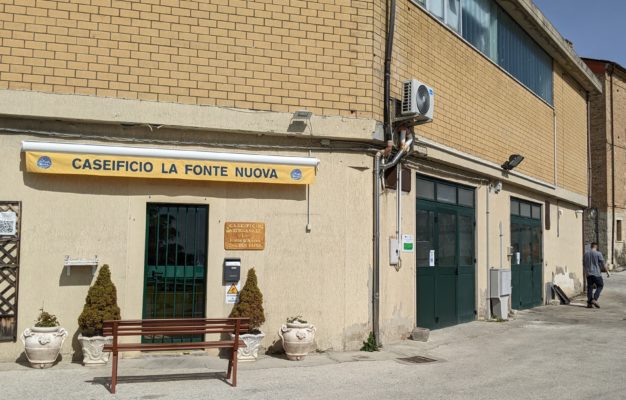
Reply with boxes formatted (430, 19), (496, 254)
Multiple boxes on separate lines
(396, 130), (407, 271)
(372, 135), (413, 347)
(609, 64), (616, 266)
(486, 183), (491, 319)
(373, 0), (396, 347)
(373, 151), (382, 348)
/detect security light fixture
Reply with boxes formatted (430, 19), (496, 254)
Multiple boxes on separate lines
(292, 110), (313, 121)
(501, 154), (524, 171)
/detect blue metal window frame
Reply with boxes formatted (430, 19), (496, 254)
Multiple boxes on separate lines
(414, 0), (554, 105)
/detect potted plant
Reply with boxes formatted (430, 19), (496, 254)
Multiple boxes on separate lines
(229, 268), (265, 361)
(77, 265), (121, 366)
(278, 315), (316, 361)
(21, 308), (68, 368)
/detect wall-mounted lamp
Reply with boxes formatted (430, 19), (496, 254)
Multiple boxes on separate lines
(288, 110), (313, 133)
(501, 154), (524, 171)
(292, 110), (313, 121)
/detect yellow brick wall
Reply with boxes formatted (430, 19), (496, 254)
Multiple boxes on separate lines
(0, 0), (590, 194)
(554, 63), (588, 194)
(385, 0), (588, 195)
(0, 0), (375, 117)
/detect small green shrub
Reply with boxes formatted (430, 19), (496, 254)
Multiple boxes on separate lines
(34, 308), (59, 328)
(77, 265), (121, 337)
(360, 332), (381, 352)
(229, 268), (265, 332)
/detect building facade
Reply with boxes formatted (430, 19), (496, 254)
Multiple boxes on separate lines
(0, 0), (600, 361)
(583, 58), (626, 268)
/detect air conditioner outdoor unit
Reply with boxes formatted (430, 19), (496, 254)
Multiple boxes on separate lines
(401, 79), (434, 121)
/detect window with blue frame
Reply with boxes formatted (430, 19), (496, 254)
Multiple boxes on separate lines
(415, 0), (554, 104)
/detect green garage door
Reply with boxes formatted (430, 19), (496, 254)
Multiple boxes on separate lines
(510, 199), (543, 309)
(142, 204), (208, 343)
(416, 176), (476, 330)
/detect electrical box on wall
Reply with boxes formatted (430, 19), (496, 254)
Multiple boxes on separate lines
(223, 258), (241, 282)
(490, 268), (512, 298)
(384, 166), (412, 192)
(389, 238), (399, 265)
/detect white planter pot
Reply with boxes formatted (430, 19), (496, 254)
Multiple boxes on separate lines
(279, 322), (316, 361)
(78, 334), (113, 366)
(21, 327), (68, 368)
(231, 332), (265, 362)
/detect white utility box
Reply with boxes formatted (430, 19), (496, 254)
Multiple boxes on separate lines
(490, 268), (512, 297)
(489, 268), (511, 320)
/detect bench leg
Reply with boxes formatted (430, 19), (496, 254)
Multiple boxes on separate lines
(232, 349), (238, 387)
(111, 351), (118, 394)
(227, 350), (234, 380)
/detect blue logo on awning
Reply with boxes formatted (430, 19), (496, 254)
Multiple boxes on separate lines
(290, 169), (302, 180)
(37, 156), (52, 169)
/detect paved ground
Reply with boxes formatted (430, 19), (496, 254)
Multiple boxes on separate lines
(3, 273), (626, 400)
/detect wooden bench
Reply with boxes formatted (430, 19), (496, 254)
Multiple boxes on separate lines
(102, 317), (249, 394)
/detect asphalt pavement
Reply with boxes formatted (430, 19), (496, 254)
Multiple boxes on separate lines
(2, 272), (626, 400)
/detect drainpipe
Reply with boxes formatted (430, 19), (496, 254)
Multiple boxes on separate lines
(373, 142), (392, 349)
(553, 110), (558, 186)
(585, 91), (591, 293)
(486, 183), (491, 319)
(396, 129), (407, 271)
(383, 0), (396, 145)
(373, 0), (397, 348)
(609, 64), (616, 266)
(586, 92), (592, 215)
(373, 134), (413, 347)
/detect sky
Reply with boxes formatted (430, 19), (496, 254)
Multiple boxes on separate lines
(532, 0), (626, 66)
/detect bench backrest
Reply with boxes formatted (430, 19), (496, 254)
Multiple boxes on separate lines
(102, 318), (250, 338)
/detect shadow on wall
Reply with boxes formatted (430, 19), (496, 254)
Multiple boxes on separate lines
(58, 266), (95, 287)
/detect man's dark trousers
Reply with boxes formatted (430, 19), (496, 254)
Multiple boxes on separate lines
(587, 275), (604, 305)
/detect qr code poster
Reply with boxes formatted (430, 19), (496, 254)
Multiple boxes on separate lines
(0, 211), (17, 236)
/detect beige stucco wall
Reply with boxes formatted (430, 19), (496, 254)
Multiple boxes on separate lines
(0, 126), (586, 361)
(0, 131), (374, 361)
(376, 162), (584, 340)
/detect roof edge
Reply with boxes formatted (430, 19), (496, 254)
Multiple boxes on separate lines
(582, 57), (626, 77)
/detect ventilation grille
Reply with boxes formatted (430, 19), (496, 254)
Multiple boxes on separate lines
(402, 80), (412, 114)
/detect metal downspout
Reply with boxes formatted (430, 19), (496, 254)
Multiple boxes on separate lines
(486, 183), (491, 319)
(609, 65), (616, 266)
(373, 136), (413, 347)
(373, 0), (396, 348)
(586, 92), (592, 213)
(396, 130), (407, 271)
(585, 91), (592, 293)
(383, 0), (396, 145)
(373, 152), (382, 348)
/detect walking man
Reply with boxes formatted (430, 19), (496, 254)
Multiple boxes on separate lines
(583, 242), (609, 308)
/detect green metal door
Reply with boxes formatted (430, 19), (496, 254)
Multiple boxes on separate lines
(416, 176), (476, 330)
(142, 204), (208, 342)
(435, 209), (457, 328)
(510, 199), (543, 310)
(457, 210), (476, 323)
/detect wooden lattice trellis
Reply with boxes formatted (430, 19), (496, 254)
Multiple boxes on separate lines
(0, 201), (20, 342)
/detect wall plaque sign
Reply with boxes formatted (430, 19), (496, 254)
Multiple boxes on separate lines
(224, 222), (265, 250)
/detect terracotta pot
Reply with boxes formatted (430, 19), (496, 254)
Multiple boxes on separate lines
(231, 332), (265, 361)
(279, 322), (316, 361)
(21, 327), (68, 368)
(78, 334), (113, 365)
